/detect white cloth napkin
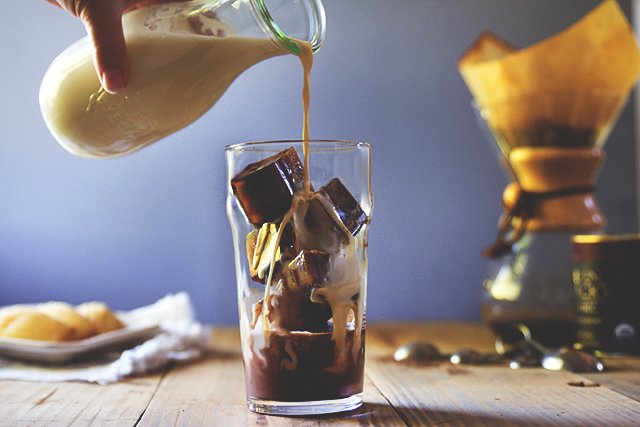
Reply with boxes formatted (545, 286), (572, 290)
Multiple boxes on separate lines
(0, 292), (211, 384)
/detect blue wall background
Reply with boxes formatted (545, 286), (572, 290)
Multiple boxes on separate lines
(1, 0), (637, 324)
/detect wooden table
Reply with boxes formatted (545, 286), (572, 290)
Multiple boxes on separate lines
(1, 322), (639, 426)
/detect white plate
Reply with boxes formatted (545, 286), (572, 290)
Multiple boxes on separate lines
(0, 323), (160, 363)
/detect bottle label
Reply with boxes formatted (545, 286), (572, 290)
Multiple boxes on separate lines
(573, 263), (639, 353)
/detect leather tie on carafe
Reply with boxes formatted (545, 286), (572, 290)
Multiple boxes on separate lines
(483, 147), (604, 258)
(483, 185), (597, 258)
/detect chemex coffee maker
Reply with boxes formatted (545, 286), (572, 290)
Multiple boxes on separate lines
(459, 1), (640, 346)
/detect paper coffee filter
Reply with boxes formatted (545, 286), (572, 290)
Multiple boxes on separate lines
(458, 32), (515, 69)
(477, 90), (628, 157)
(460, 1), (640, 104)
(459, 1), (640, 155)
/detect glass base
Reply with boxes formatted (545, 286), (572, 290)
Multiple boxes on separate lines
(247, 393), (363, 416)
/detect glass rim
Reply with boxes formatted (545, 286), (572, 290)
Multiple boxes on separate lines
(225, 139), (371, 151)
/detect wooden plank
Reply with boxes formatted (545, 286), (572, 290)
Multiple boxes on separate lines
(2, 323), (639, 426)
(138, 328), (405, 426)
(366, 360), (640, 427)
(583, 356), (640, 403)
(366, 322), (497, 357)
(368, 323), (640, 404)
(366, 323), (640, 427)
(0, 373), (164, 427)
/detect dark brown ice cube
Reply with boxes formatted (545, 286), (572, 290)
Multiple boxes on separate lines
(296, 197), (347, 253)
(246, 223), (283, 283)
(231, 147), (304, 226)
(294, 179), (368, 253)
(282, 250), (330, 290)
(271, 280), (332, 332)
(318, 178), (368, 237)
(246, 222), (296, 284)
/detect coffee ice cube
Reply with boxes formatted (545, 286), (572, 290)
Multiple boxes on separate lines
(282, 250), (330, 290)
(231, 147), (304, 226)
(272, 280), (332, 332)
(318, 178), (368, 237)
(294, 179), (367, 253)
(246, 222), (296, 284)
(246, 223), (282, 283)
(296, 196), (347, 253)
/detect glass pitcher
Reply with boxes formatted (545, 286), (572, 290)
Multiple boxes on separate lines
(474, 90), (628, 348)
(39, 0), (325, 159)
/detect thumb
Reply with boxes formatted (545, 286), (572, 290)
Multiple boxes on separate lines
(80, 0), (129, 93)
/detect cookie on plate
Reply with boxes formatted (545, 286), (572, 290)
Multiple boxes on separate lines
(76, 302), (125, 334)
(37, 302), (96, 340)
(0, 308), (72, 342)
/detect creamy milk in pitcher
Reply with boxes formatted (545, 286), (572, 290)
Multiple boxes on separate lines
(39, 0), (325, 158)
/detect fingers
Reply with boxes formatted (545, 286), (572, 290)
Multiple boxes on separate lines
(79, 0), (129, 93)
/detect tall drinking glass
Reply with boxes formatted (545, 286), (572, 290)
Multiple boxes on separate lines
(226, 140), (372, 415)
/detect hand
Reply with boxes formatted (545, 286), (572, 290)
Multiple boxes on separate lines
(47, 0), (134, 94)
(48, 1), (176, 94)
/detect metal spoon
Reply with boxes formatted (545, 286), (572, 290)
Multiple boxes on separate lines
(394, 342), (501, 365)
(542, 347), (605, 373)
(449, 348), (503, 365)
(497, 324), (605, 373)
(393, 341), (442, 363)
